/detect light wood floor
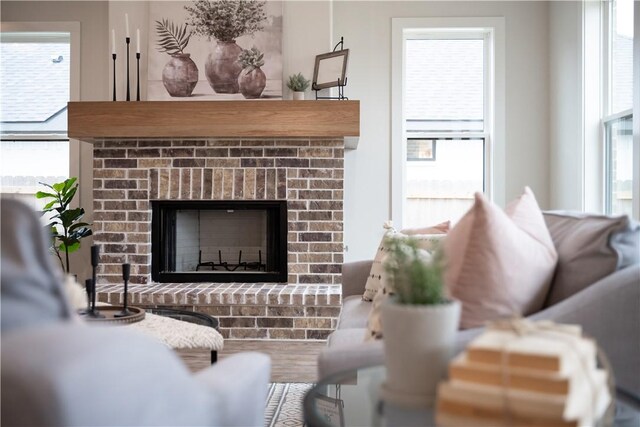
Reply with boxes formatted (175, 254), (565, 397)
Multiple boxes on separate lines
(177, 340), (326, 383)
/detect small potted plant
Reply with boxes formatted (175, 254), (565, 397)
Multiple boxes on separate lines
(185, 0), (267, 94)
(286, 72), (310, 100)
(379, 236), (460, 408)
(238, 47), (266, 99)
(155, 18), (198, 97)
(36, 177), (92, 274)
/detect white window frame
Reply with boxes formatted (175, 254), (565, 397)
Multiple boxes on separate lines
(634, 0), (640, 219)
(582, 0), (604, 213)
(601, 0), (637, 216)
(391, 17), (505, 229)
(0, 21), (80, 181)
(603, 110), (633, 214)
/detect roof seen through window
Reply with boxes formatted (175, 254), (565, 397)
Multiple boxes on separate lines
(1, 33), (70, 123)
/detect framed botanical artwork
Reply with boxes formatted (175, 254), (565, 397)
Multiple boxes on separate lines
(148, 0), (282, 100)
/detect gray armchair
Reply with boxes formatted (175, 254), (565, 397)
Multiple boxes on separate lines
(1, 199), (271, 426)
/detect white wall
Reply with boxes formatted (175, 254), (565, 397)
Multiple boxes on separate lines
(334, 1), (551, 261)
(549, 1), (584, 211)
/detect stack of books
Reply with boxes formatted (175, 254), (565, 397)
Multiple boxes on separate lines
(436, 323), (611, 427)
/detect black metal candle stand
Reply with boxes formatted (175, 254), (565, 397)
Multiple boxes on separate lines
(114, 263), (132, 318)
(126, 37), (131, 101)
(86, 245), (104, 318)
(85, 279), (104, 318)
(112, 53), (117, 101)
(136, 53), (141, 101)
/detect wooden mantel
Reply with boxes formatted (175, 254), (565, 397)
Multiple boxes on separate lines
(67, 100), (360, 140)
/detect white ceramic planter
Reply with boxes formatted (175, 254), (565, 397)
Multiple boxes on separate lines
(380, 300), (461, 408)
(292, 91), (305, 100)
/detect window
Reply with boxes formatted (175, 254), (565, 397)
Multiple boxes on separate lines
(605, 115), (633, 214)
(603, 0), (634, 215)
(392, 20), (502, 229)
(0, 29), (72, 209)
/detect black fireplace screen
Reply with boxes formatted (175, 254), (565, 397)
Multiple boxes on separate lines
(151, 200), (288, 283)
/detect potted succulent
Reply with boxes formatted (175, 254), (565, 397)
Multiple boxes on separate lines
(156, 19), (198, 97)
(238, 47), (266, 99)
(286, 72), (310, 100)
(379, 236), (460, 408)
(185, 0), (267, 94)
(36, 177), (92, 274)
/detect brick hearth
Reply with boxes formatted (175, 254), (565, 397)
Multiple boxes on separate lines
(92, 138), (345, 340)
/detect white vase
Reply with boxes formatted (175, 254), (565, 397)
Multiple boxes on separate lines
(292, 91), (305, 100)
(380, 300), (461, 408)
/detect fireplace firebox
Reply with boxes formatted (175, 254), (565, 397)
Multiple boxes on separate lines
(151, 200), (288, 283)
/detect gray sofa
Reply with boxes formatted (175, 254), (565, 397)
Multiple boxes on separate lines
(318, 212), (640, 399)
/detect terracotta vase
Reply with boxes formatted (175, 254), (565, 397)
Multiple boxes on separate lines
(205, 40), (243, 94)
(162, 53), (198, 97)
(238, 67), (266, 99)
(380, 300), (460, 408)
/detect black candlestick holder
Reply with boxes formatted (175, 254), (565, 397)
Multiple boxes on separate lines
(87, 245), (104, 318)
(126, 37), (131, 101)
(76, 278), (92, 315)
(114, 263), (133, 318)
(136, 53), (141, 101)
(112, 53), (117, 101)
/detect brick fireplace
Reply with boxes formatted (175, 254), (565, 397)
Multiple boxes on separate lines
(93, 137), (345, 339)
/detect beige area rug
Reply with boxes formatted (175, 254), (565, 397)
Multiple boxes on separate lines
(265, 383), (314, 427)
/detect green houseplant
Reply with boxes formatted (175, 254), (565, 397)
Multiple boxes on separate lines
(185, 0), (267, 94)
(379, 236), (460, 408)
(237, 47), (266, 99)
(383, 237), (446, 305)
(286, 72), (310, 100)
(155, 18), (198, 97)
(36, 177), (92, 274)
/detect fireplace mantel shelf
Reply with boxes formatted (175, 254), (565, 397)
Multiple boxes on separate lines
(68, 100), (360, 143)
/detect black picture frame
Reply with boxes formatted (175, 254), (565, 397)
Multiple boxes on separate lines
(312, 49), (349, 90)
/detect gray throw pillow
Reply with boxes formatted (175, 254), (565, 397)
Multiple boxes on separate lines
(543, 211), (640, 306)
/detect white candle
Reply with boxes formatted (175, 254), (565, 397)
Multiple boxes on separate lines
(136, 29), (140, 54)
(112, 29), (116, 54)
(125, 13), (130, 38)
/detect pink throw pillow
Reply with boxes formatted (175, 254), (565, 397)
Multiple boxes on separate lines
(444, 187), (558, 329)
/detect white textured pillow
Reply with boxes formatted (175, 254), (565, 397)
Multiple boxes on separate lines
(365, 233), (447, 341)
(362, 221), (450, 302)
(362, 223), (396, 301)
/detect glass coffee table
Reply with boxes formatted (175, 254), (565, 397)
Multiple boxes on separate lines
(304, 365), (640, 427)
(304, 365), (436, 427)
